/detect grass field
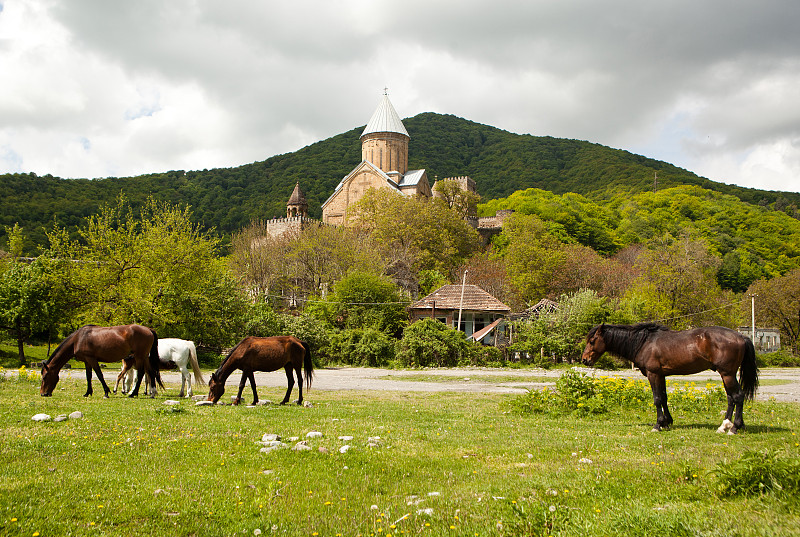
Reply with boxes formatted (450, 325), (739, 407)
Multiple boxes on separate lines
(1, 371), (799, 537)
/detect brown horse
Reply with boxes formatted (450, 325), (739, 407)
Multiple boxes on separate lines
(581, 323), (759, 434)
(40, 324), (163, 398)
(207, 336), (313, 406)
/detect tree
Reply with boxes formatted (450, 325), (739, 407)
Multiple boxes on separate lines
(747, 268), (800, 354)
(308, 271), (408, 336)
(494, 213), (565, 304)
(432, 179), (481, 218)
(395, 318), (474, 367)
(629, 233), (737, 329)
(47, 196), (246, 347)
(349, 189), (480, 276)
(0, 256), (73, 365)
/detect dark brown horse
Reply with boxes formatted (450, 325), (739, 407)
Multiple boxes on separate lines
(40, 324), (163, 398)
(581, 323), (759, 434)
(207, 336), (313, 406)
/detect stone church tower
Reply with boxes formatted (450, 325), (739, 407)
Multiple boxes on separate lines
(321, 92), (431, 226)
(286, 182), (308, 218)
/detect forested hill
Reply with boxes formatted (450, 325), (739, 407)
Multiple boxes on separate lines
(2, 112), (799, 251)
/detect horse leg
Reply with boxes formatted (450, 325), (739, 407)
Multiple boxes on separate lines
(719, 373), (744, 434)
(233, 371), (249, 405)
(179, 364), (189, 398)
(92, 364), (112, 398)
(294, 362), (304, 405)
(247, 371), (258, 406)
(647, 373), (671, 431)
(84, 363), (93, 397)
(280, 363), (296, 405)
(129, 365), (146, 397)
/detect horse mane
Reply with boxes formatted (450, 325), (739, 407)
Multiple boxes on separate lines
(214, 338), (247, 375)
(595, 322), (670, 361)
(45, 327), (85, 365)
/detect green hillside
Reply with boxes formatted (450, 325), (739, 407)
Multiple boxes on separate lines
(2, 113), (798, 252)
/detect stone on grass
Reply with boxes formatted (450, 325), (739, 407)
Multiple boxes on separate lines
(163, 400), (180, 405)
(292, 441), (312, 451)
(339, 445), (352, 454)
(32, 413), (51, 422)
(260, 443), (288, 454)
(54, 415), (68, 422)
(262, 433), (281, 443)
(195, 400), (214, 406)
(338, 436), (354, 442)
(302, 401), (313, 408)
(318, 447), (330, 454)
(68, 411), (83, 419)
(192, 395), (206, 401)
(306, 431), (323, 439)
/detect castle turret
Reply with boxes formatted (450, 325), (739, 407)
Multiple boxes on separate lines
(286, 182), (308, 218)
(360, 92), (409, 178)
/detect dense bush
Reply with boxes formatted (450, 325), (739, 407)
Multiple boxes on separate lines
(329, 328), (395, 367)
(395, 319), (474, 367)
(757, 350), (800, 368)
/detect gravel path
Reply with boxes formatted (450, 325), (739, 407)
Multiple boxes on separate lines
(153, 366), (800, 402)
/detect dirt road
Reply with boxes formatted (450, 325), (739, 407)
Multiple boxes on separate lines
(155, 366), (800, 402)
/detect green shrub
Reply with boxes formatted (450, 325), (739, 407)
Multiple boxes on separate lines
(757, 350), (800, 368)
(714, 450), (800, 497)
(330, 328), (395, 367)
(395, 319), (472, 367)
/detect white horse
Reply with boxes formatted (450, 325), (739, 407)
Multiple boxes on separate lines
(114, 338), (204, 397)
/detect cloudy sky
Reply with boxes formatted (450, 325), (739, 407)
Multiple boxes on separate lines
(1, 0), (799, 193)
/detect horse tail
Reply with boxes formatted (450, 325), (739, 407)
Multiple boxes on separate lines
(301, 341), (314, 389)
(149, 329), (165, 389)
(739, 337), (759, 402)
(187, 341), (205, 386)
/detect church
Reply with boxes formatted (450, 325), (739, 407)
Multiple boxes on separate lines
(321, 92), (435, 225)
(266, 92), (508, 238)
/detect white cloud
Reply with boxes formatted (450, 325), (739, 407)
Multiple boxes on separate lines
(0, 0), (798, 193)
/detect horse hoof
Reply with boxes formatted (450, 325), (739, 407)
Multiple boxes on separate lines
(717, 419), (734, 434)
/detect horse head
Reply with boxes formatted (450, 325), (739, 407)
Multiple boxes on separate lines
(39, 362), (58, 396)
(207, 372), (224, 403)
(581, 324), (606, 366)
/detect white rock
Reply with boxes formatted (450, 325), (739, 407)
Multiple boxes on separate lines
(339, 445), (352, 454)
(32, 413), (51, 422)
(68, 411), (83, 419)
(302, 401), (313, 408)
(262, 433), (281, 442)
(54, 415), (68, 422)
(293, 441), (312, 451)
(367, 436), (381, 444)
(195, 400), (214, 406)
(191, 395), (206, 401)
(338, 436), (354, 442)
(288, 436), (299, 442)
(163, 400), (180, 405)
(427, 492), (440, 497)
(306, 431), (323, 439)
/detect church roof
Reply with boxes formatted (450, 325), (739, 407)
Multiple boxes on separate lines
(361, 93), (410, 138)
(287, 182), (307, 205)
(397, 169), (426, 188)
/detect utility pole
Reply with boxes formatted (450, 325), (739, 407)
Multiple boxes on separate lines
(457, 269), (468, 333)
(750, 294), (757, 346)
(653, 171), (659, 193)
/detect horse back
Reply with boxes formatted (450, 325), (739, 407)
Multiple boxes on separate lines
(646, 326), (747, 375)
(231, 335), (305, 373)
(74, 324), (155, 363)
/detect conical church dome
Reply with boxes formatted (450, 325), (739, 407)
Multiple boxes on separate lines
(361, 93), (409, 138)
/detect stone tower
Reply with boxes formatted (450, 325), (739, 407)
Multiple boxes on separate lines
(360, 91), (410, 180)
(286, 182), (308, 218)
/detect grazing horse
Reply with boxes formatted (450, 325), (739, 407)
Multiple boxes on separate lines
(206, 336), (313, 406)
(581, 323), (758, 434)
(40, 324), (163, 398)
(114, 338), (204, 397)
